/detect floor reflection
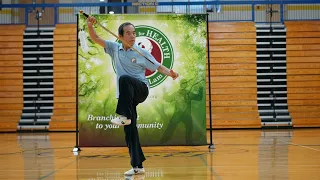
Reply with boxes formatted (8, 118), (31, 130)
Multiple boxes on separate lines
(76, 150), (208, 180)
(17, 133), (54, 180)
(0, 129), (318, 180)
(258, 130), (292, 180)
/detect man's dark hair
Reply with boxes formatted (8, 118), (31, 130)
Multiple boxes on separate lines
(118, 22), (135, 36)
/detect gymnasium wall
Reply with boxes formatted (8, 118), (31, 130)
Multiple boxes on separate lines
(0, 21), (319, 131)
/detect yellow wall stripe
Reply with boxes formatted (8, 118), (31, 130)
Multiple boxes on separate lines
(59, 8), (74, 14)
(139, 7), (156, 13)
(0, 9), (12, 14)
(287, 5), (320, 11)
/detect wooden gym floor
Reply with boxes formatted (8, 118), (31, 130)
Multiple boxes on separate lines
(0, 129), (319, 180)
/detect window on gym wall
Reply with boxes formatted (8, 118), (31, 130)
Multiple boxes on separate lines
(156, 0), (174, 13)
(156, 0), (187, 14)
(191, 0), (207, 14)
(156, 0), (205, 14)
(172, 0), (188, 14)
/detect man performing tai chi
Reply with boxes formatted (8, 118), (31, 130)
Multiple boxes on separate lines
(86, 16), (179, 176)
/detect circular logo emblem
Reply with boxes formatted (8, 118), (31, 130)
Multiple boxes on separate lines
(115, 25), (174, 88)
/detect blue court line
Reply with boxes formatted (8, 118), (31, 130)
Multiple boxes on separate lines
(38, 159), (77, 180)
(199, 154), (222, 180)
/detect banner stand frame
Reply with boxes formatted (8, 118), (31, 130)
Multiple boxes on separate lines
(206, 13), (214, 151)
(73, 13), (212, 150)
(74, 13), (81, 153)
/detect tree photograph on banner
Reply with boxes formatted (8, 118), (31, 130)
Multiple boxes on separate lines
(77, 14), (207, 147)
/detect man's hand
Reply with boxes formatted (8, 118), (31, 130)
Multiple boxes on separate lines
(87, 16), (97, 25)
(170, 69), (179, 80)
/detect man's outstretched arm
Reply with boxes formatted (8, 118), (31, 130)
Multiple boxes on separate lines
(87, 16), (106, 49)
(157, 65), (179, 80)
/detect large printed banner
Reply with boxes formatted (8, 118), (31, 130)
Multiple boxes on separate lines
(78, 14), (207, 146)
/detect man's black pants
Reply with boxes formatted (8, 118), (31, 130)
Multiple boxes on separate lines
(116, 75), (148, 167)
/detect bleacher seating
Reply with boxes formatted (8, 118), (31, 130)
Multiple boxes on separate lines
(285, 21), (320, 127)
(50, 24), (77, 131)
(207, 22), (260, 129)
(0, 25), (25, 132)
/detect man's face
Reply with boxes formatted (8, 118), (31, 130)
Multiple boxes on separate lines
(120, 25), (136, 47)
